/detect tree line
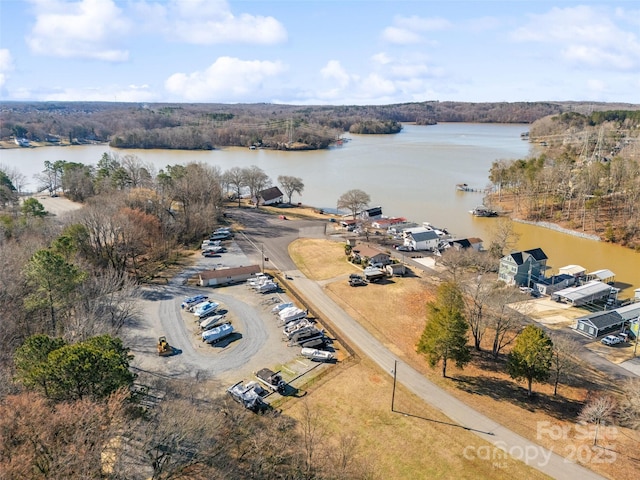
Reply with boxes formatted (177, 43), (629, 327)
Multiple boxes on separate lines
(1, 153), (379, 478)
(5, 100), (636, 150)
(486, 111), (640, 249)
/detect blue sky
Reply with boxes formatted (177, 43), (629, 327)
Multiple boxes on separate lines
(0, 0), (639, 104)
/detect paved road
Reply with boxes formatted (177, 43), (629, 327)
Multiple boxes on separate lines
(233, 208), (605, 480)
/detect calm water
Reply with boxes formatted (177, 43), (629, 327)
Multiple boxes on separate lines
(1, 123), (638, 296)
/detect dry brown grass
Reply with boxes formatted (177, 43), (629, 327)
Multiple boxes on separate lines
(286, 357), (550, 480)
(286, 238), (640, 480)
(289, 238), (360, 281)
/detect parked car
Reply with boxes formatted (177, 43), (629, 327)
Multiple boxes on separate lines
(601, 335), (623, 346)
(396, 245), (412, 252)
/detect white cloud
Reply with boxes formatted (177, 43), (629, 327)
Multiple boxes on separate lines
(45, 84), (156, 102)
(306, 52), (444, 105)
(142, 0), (287, 45)
(511, 6), (640, 70)
(165, 57), (287, 102)
(382, 15), (451, 45)
(320, 60), (351, 88)
(0, 49), (14, 89)
(26, 0), (130, 61)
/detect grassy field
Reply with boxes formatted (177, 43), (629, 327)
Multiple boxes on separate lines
(286, 238), (640, 480)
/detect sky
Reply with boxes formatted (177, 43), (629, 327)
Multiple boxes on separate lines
(0, 0), (639, 105)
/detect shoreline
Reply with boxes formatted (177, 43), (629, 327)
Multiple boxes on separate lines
(512, 217), (601, 241)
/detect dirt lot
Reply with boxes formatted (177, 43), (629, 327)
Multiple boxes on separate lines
(31, 194), (83, 216)
(125, 242), (338, 401)
(287, 238), (640, 480)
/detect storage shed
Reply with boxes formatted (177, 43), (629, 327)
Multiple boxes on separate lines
(199, 265), (261, 287)
(575, 311), (625, 338)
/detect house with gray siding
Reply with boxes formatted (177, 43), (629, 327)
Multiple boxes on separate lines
(498, 248), (548, 287)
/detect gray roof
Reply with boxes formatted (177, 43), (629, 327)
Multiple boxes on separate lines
(614, 302), (640, 321)
(577, 311), (625, 330)
(554, 280), (612, 302)
(409, 230), (440, 242)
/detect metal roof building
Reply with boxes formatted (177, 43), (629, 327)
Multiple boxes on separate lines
(575, 302), (640, 338)
(552, 280), (614, 306)
(586, 269), (616, 284)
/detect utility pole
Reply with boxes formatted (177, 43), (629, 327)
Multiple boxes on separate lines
(261, 243), (265, 273)
(391, 360), (397, 412)
(634, 316), (639, 357)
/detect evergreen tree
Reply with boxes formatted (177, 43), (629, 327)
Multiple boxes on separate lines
(14, 334), (135, 401)
(507, 325), (553, 396)
(417, 282), (471, 377)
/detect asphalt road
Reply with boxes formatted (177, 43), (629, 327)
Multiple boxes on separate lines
(232, 208), (606, 480)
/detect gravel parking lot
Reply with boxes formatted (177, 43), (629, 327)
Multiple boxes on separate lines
(125, 236), (334, 394)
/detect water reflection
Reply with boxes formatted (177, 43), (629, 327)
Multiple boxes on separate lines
(1, 123), (637, 296)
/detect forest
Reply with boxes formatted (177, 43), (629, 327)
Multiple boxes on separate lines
(1, 158), (382, 478)
(3, 100), (638, 150)
(487, 110), (640, 250)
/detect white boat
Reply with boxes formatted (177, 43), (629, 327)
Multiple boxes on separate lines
(279, 307), (307, 324)
(201, 323), (234, 344)
(301, 348), (335, 362)
(192, 301), (220, 317)
(283, 318), (313, 335)
(199, 314), (226, 331)
(255, 281), (278, 293)
(272, 302), (294, 313)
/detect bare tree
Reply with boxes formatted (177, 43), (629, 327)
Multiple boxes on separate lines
(0, 164), (27, 193)
(618, 378), (640, 430)
(579, 394), (617, 445)
(278, 175), (305, 204)
(223, 166), (245, 207)
(132, 387), (226, 480)
(487, 218), (520, 259)
(337, 189), (370, 220)
(300, 399), (323, 477)
(243, 165), (271, 206)
(462, 273), (494, 351)
(0, 390), (127, 479)
(551, 336), (579, 396)
(72, 268), (140, 340)
(121, 154), (155, 189)
(486, 287), (524, 358)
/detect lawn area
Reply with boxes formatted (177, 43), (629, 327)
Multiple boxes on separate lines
(285, 357), (550, 480)
(286, 238), (640, 480)
(289, 238), (360, 281)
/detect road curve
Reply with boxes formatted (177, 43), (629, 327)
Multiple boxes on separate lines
(233, 208), (605, 480)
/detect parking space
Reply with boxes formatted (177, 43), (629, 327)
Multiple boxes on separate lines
(130, 237), (337, 404)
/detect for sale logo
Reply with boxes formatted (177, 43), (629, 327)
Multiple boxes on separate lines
(462, 421), (618, 469)
(537, 420), (618, 465)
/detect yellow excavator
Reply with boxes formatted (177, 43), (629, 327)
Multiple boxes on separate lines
(157, 336), (173, 356)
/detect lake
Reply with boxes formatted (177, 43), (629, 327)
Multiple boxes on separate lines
(1, 123), (638, 296)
